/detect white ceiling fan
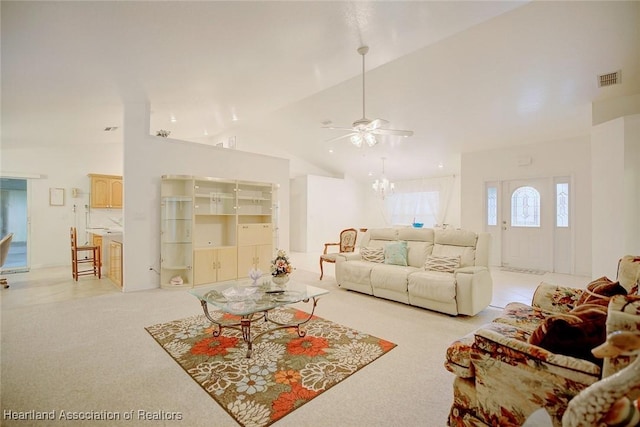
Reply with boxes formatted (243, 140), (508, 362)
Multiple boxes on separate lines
(323, 45), (414, 147)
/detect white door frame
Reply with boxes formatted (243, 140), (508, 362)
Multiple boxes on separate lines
(484, 175), (574, 273)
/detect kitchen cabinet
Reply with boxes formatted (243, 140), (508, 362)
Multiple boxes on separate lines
(108, 241), (123, 287)
(89, 174), (123, 208)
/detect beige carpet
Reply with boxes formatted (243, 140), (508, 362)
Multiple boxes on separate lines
(1, 269), (501, 426)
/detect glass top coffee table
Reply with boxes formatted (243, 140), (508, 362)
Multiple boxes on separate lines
(189, 279), (329, 358)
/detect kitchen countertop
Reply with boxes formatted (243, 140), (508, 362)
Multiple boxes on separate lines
(86, 228), (123, 237)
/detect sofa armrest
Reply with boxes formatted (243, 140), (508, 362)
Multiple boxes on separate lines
(474, 326), (600, 377)
(338, 252), (362, 262)
(531, 282), (583, 314)
(454, 266), (486, 274)
(602, 294), (640, 377)
(454, 266), (492, 316)
(468, 325), (600, 426)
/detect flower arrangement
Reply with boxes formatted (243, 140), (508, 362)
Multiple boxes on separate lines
(271, 249), (293, 277)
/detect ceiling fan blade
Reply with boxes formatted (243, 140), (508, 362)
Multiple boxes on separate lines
(373, 128), (414, 137)
(322, 125), (356, 131)
(326, 132), (357, 143)
(368, 118), (389, 130)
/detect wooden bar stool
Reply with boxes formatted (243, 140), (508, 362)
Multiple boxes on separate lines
(70, 227), (101, 280)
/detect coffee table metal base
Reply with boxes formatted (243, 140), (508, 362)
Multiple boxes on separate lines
(199, 297), (320, 358)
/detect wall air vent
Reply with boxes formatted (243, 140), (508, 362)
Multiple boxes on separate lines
(104, 126), (118, 131)
(597, 70), (621, 87)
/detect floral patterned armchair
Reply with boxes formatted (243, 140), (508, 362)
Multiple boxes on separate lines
(445, 256), (640, 426)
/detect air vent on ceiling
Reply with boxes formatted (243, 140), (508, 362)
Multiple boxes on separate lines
(598, 70), (621, 88)
(104, 126), (118, 131)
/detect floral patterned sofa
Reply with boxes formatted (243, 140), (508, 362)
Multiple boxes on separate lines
(445, 255), (640, 426)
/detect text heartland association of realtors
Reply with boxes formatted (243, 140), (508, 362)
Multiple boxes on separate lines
(3, 409), (183, 421)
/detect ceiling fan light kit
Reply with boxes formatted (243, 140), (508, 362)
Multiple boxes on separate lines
(323, 45), (413, 147)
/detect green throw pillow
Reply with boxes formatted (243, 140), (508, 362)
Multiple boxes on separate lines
(384, 241), (408, 266)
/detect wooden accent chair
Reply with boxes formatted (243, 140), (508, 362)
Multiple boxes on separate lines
(319, 228), (357, 280)
(0, 232), (14, 289)
(70, 227), (101, 281)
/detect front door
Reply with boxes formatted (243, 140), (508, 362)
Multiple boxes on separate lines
(501, 178), (553, 271)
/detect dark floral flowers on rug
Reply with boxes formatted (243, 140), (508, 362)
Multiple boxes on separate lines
(191, 335), (239, 356)
(271, 382), (319, 421)
(286, 335), (328, 357)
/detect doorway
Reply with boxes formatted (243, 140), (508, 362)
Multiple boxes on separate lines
(485, 176), (572, 273)
(501, 178), (553, 271)
(0, 178), (29, 272)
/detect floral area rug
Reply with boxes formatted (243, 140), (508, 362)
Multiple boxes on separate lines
(145, 308), (396, 427)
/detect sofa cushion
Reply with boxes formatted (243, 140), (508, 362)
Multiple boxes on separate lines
(424, 255), (460, 273)
(408, 270), (456, 302)
(529, 304), (608, 365)
(492, 302), (551, 334)
(371, 264), (417, 293)
(406, 241), (430, 268)
(384, 241), (408, 266)
(369, 228), (399, 241)
(337, 260), (374, 285)
(575, 276), (627, 307)
(361, 247), (384, 263)
(432, 244), (476, 268)
(434, 229), (478, 246)
(617, 255), (640, 294)
(397, 227), (434, 242)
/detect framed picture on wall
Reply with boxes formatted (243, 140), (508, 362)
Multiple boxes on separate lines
(49, 188), (65, 206)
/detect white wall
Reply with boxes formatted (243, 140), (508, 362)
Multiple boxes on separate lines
(1, 143), (123, 268)
(122, 103), (291, 292)
(591, 114), (640, 279)
(289, 176), (308, 252)
(461, 135), (592, 276)
(291, 174), (363, 253)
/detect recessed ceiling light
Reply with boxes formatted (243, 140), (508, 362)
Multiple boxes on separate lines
(203, 130), (208, 136)
(232, 113), (238, 122)
(170, 116), (177, 123)
(328, 149), (334, 154)
(438, 162), (444, 169)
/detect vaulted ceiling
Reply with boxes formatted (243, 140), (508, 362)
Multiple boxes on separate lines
(2, 1), (639, 181)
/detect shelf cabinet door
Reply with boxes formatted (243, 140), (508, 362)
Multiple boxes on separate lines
(237, 243), (272, 278)
(237, 224), (272, 246)
(193, 249), (217, 285)
(194, 247), (237, 285)
(216, 247), (238, 282)
(255, 244), (272, 274)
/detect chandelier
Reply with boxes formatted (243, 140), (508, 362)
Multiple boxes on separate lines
(372, 157), (394, 199)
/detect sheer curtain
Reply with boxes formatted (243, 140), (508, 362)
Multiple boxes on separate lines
(385, 176), (456, 227)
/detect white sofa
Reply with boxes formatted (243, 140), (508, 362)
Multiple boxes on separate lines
(335, 227), (492, 316)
